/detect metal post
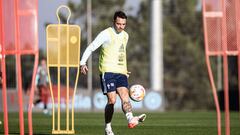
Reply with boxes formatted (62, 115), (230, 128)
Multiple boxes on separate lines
(0, 0), (9, 134)
(14, 0), (24, 134)
(87, 0), (93, 109)
(221, 0), (230, 134)
(150, 0), (163, 92)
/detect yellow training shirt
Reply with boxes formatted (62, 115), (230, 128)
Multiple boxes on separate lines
(99, 27), (129, 75)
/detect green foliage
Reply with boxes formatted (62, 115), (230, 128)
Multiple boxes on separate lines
(126, 1), (150, 87)
(163, 0), (213, 110)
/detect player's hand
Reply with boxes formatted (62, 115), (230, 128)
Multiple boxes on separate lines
(80, 65), (88, 75)
(126, 71), (131, 78)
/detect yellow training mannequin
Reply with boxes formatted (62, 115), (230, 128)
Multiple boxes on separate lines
(46, 5), (81, 134)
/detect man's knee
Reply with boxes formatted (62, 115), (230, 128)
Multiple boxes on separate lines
(108, 97), (116, 105)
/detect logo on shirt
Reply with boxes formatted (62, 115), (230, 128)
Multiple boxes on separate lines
(119, 44), (125, 52)
(118, 44), (125, 65)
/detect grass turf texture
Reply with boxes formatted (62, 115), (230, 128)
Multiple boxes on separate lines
(0, 112), (240, 135)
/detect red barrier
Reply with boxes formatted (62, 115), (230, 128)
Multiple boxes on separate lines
(202, 0), (240, 135)
(0, 0), (39, 135)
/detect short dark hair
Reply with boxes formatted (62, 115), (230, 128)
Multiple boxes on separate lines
(113, 11), (127, 21)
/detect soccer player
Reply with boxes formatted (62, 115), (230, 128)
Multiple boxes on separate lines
(34, 58), (49, 114)
(80, 11), (146, 135)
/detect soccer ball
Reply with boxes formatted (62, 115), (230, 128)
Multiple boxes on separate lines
(129, 84), (145, 102)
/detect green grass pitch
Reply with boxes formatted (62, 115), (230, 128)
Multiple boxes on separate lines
(0, 112), (240, 135)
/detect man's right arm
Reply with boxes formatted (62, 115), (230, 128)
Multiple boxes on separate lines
(80, 30), (109, 65)
(80, 30), (109, 74)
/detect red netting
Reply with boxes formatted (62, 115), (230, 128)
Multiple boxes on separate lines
(203, 0), (240, 55)
(205, 0), (222, 12)
(19, 15), (38, 51)
(1, 0), (38, 54)
(2, 0), (16, 52)
(225, 0), (237, 52)
(206, 18), (223, 52)
(18, 0), (38, 52)
(18, 0), (36, 10)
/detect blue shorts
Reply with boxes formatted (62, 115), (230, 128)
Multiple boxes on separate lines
(100, 72), (129, 95)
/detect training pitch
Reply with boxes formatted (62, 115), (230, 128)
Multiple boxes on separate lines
(0, 112), (240, 135)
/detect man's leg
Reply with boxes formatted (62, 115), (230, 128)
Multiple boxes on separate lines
(43, 86), (49, 110)
(105, 91), (116, 135)
(117, 87), (133, 120)
(117, 87), (146, 128)
(40, 86), (48, 114)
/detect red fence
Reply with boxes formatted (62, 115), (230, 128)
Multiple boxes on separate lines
(0, 0), (39, 134)
(202, 0), (240, 135)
